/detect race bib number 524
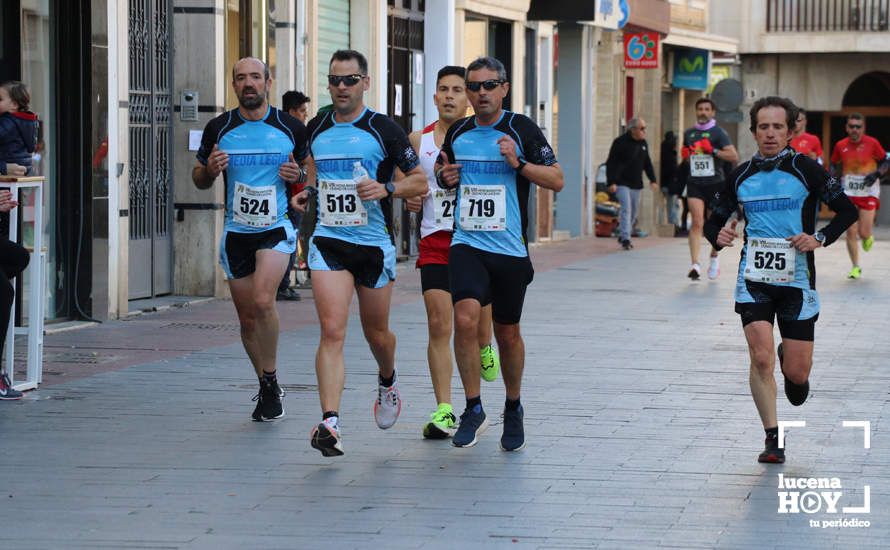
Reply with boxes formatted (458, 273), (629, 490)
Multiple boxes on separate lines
(233, 182), (275, 228)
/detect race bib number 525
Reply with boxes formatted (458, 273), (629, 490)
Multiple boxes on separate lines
(744, 238), (796, 283)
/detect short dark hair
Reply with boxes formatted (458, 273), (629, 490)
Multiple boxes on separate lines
(1, 81), (30, 111)
(695, 97), (716, 110)
(330, 49), (368, 75)
(847, 112), (865, 123)
(748, 96), (798, 133)
(466, 57), (507, 81)
(436, 65), (466, 85)
(797, 107), (807, 117)
(282, 91), (310, 112)
(231, 57), (270, 81)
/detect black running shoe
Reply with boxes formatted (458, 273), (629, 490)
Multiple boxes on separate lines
(621, 239), (633, 250)
(500, 405), (526, 452)
(778, 343), (809, 406)
(252, 379), (284, 421)
(758, 436), (785, 464)
(687, 264), (701, 280)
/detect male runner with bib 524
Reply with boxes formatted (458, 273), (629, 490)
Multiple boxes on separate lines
(404, 65), (501, 440)
(830, 113), (887, 279)
(293, 50), (428, 457)
(193, 57), (313, 422)
(436, 57), (564, 451)
(704, 96), (856, 463)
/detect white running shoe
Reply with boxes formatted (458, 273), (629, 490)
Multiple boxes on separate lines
(374, 371), (402, 429)
(311, 418), (344, 457)
(707, 257), (720, 280)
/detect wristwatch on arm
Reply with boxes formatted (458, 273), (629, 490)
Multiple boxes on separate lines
(814, 231), (826, 246)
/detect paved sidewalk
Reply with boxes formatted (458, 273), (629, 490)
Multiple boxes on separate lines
(2, 230), (888, 549)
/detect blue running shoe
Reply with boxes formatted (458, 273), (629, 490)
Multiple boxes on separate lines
(500, 405), (526, 451)
(452, 404), (488, 447)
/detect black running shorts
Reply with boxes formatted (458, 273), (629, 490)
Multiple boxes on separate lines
(736, 283), (818, 341)
(686, 180), (723, 210)
(222, 226), (292, 279)
(448, 244), (533, 324)
(420, 264), (450, 293)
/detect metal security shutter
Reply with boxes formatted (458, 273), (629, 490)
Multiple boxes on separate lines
(317, 0), (351, 108)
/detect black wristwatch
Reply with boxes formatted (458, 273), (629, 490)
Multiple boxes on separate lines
(516, 159), (527, 174)
(814, 231), (826, 246)
(384, 181), (395, 196)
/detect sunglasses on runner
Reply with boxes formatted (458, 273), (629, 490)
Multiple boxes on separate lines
(327, 74), (365, 87)
(466, 79), (504, 92)
(848, 124), (863, 129)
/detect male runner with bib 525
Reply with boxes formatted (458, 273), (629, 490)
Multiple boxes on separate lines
(436, 57), (564, 451)
(704, 96), (856, 463)
(830, 113), (887, 279)
(293, 50), (428, 457)
(193, 57), (313, 422)
(404, 65), (501, 440)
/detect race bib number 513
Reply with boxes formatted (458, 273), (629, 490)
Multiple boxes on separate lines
(318, 179), (367, 226)
(744, 238), (796, 283)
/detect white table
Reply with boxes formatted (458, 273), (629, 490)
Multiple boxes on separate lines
(1, 176), (45, 391)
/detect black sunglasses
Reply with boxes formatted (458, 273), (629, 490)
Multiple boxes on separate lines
(466, 79), (504, 92)
(848, 124), (863, 129)
(327, 74), (365, 87)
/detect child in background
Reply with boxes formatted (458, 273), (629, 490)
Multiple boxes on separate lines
(0, 81), (39, 177)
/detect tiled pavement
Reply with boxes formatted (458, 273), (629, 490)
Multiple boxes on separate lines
(2, 229), (888, 549)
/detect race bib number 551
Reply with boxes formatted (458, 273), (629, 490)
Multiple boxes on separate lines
(744, 238), (796, 283)
(690, 154), (715, 177)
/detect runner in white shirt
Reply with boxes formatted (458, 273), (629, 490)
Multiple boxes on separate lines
(404, 66), (500, 439)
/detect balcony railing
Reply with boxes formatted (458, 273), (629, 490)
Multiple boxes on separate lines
(766, 0), (890, 31)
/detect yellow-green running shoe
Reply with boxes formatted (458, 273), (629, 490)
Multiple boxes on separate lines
(423, 403), (456, 439)
(480, 344), (500, 382)
(862, 235), (874, 252)
(848, 266), (862, 279)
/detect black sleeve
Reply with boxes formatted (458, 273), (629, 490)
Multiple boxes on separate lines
(605, 137), (623, 184)
(515, 115), (557, 167)
(712, 127), (732, 149)
(643, 142), (656, 183)
(795, 156), (857, 247)
(195, 115), (226, 165)
(435, 123), (459, 189)
(373, 115), (420, 174)
(703, 163), (745, 249)
(281, 112), (310, 161)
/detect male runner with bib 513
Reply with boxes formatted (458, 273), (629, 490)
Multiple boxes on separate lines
(704, 96), (856, 464)
(193, 57), (313, 422)
(830, 113), (887, 279)
(404, 65), (501, 439)
(436, 57), (563, 451)
(293, 50), (428, 457)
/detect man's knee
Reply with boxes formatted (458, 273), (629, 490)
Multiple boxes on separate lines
(363, 324), (392, 350)
(454, 303), (480, 336)
(494, 323), (522, 349)
(749, 347), (773, 376)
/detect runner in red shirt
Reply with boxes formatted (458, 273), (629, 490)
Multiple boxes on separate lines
(830, 113), (887, 279)
(403, 66), (501, 440)
(790, 108), (823, 164)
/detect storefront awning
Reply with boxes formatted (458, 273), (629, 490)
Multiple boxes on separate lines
(664, 27), (739, 55)
(527, 0), (625, 30)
